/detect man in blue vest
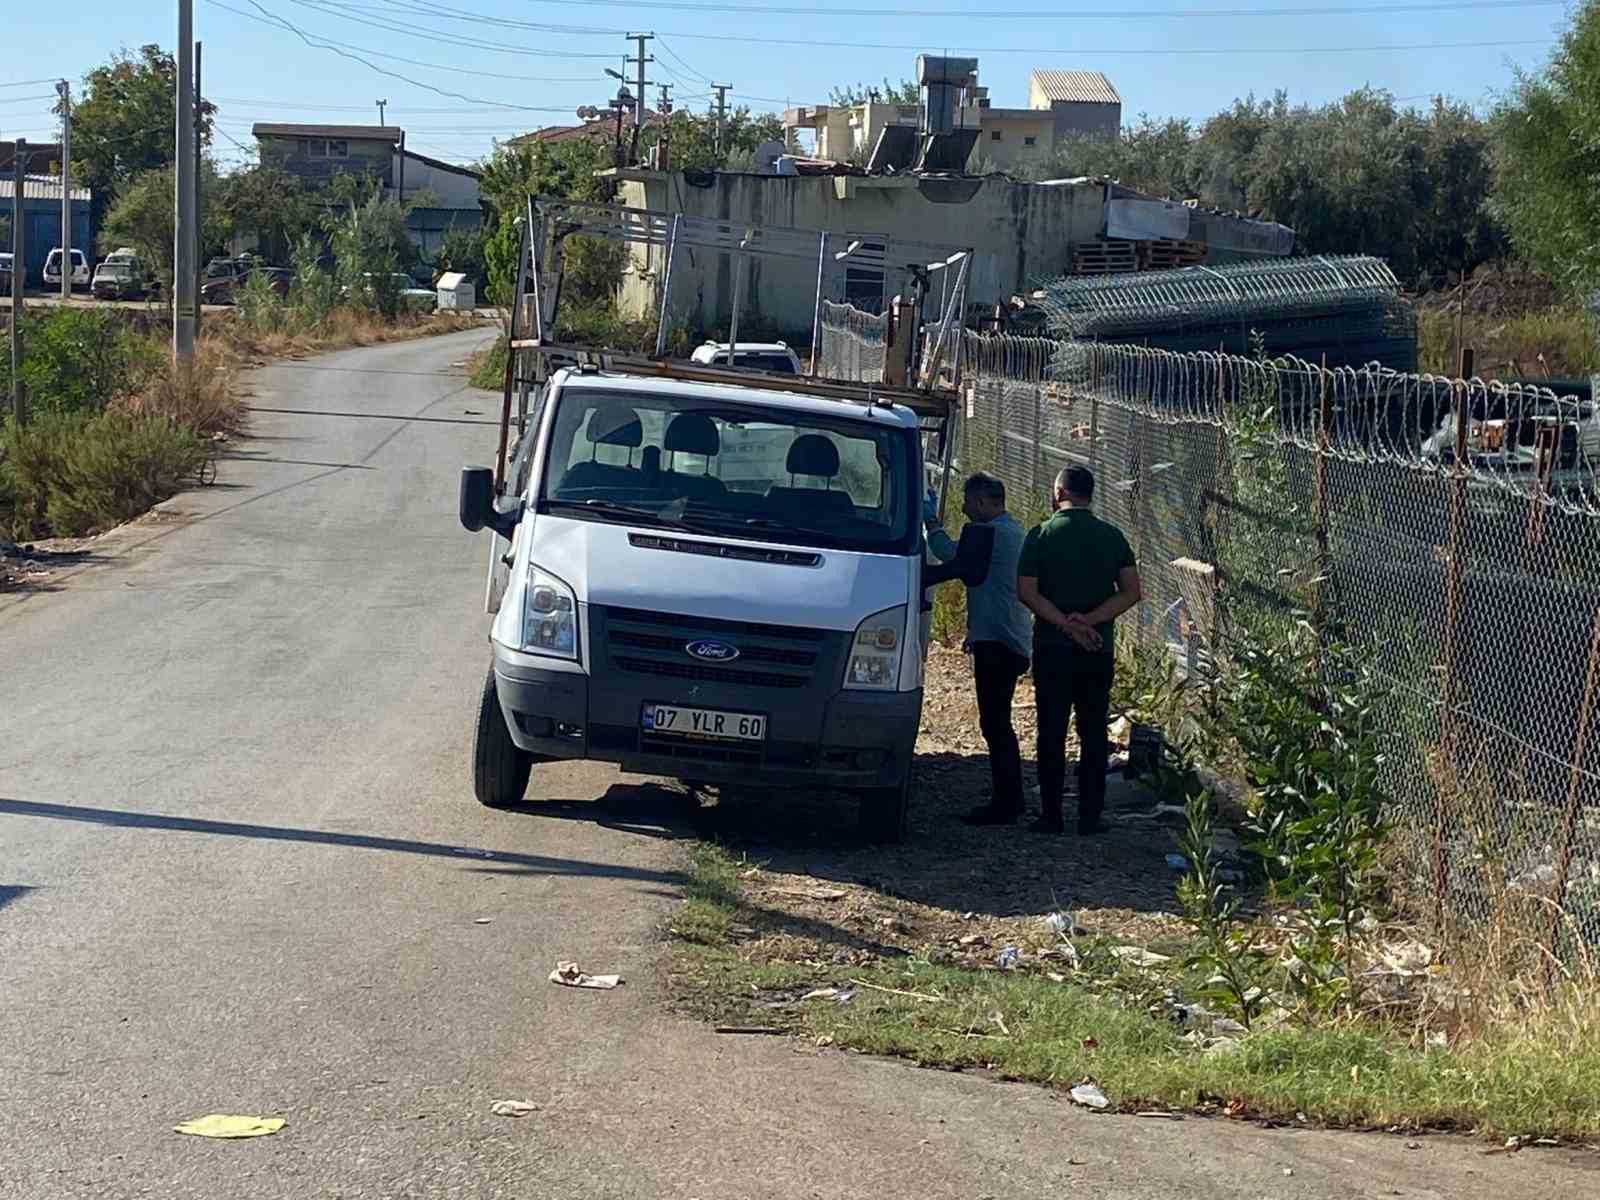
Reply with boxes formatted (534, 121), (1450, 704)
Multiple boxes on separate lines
(1017, 466), (1142, 835)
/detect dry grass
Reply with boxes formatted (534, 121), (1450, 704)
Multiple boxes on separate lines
(212, 308), (481, 360)
(118, 340), (242, 437)
(1417, 304), (1597, 380)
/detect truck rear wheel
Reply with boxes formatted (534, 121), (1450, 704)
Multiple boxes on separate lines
(857, 770), (911, 844)
(473, 667), (532, 808)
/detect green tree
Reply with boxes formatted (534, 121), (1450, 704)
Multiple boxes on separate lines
(1051, 116), (1201, 196)
(216, 163), (317, 264)
(478, 137), (618, 305)
(642, 108), (785, 171)
(325, 190), (419, 316)
(73, 45), (216, 208)
(829, 79), (920, 106)
(101, 161), (228, 287)
(432, 223), (488, 285)
(1493, 0), (1600, 296)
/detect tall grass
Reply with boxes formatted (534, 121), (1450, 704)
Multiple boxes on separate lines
(1417, 304), (1597, 379)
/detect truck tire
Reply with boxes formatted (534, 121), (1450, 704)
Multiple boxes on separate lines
(857, 770), (911, 844)
(473, 667), (532, 809)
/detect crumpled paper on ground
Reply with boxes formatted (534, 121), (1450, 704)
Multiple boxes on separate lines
(174, 1114), (286, 1139)
(548, 961), (623, 989)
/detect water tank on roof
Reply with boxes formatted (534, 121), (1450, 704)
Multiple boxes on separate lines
(916, 54), (978, 134)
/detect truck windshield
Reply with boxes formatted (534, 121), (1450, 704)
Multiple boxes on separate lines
(540, 389), (916, 553)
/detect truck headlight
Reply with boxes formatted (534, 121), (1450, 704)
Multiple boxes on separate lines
(845, 605), (906, 691)
(522, 565), (578, 659)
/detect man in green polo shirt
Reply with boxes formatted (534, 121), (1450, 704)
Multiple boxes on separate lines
(1017, 466), (1142, 835)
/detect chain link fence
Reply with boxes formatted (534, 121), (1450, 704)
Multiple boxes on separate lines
(821, 306), (1600, 955)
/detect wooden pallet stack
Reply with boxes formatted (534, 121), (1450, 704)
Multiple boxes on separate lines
(1138, 238), (1208, 271)
(1070, 238), (1139, 276)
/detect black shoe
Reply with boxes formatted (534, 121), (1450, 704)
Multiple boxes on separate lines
(1027, 815), (1066, 835)
(962, 805), (1020, 826)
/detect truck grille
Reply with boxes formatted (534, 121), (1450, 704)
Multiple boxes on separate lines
(601, 606), (829, 691)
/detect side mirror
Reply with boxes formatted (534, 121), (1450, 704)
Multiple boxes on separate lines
(924, 522), (995, 589)
(459, 466), (521, 539)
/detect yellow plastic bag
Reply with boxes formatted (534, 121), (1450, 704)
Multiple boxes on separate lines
(174, 1114), (286, 1139)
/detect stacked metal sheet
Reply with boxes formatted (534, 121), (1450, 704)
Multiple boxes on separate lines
(1034, 255), (1417, 371)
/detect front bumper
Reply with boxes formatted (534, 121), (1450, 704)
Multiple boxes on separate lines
(493, 647), (921, 790)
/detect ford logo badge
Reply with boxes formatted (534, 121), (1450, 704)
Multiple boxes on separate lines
(685, 639), (740, 663)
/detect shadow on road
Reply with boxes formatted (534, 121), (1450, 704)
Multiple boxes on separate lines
(0, 884), (37, 911)
(0, 797), (684, 885)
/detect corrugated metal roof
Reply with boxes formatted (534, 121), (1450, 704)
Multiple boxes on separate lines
(0, 175), (91, 202)
(252, 123), (401, 142)
(1030, 70), (1121, 105)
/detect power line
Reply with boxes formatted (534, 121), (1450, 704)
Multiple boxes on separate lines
(212, 95), (548, 112)
(328, 0), (1560, 55)
(280, 0), (615, 57)
(215, 0), (611, 110)
(512, 0), (1563, 14)
(0, 79), (58, 89)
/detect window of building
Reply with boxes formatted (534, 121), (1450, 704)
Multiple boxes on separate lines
(328, 139), (349, 158)
(1024, 135), (1037, 146)
(990, 130), (1002, 141)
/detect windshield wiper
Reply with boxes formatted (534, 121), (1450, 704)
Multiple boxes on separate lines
(546, 497), (711, 531)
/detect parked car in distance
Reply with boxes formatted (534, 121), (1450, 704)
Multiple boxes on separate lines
(200, 266), (291, 306)
(43, 248), (90, 291)
(690, 341), (803, 374)
(0, 252), (12, 293)
(344, 272), (438, 313)
(92, 257), (148, 300)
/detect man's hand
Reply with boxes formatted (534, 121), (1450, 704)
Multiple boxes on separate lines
(923, 489), (940, 525)
(1055, 612), (1102, 652)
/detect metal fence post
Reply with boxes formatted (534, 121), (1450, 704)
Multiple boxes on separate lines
(1312, 356), (1332, 631)
(1435, 364), (1473, 930)
(1032, 382), (1044, 501)
(1549, 608), (1600, 977)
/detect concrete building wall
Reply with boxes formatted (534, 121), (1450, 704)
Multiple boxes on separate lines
(614, 171), (1106, 339)
(396, 152), (480, 210)
(1050, 101), (1121, 141)
(969, 110), (1058, 171)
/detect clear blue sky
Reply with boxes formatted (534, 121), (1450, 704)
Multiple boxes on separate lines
(0, 0), (1573, 168)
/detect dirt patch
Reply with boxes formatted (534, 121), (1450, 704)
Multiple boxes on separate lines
(689, 645), (1193, 969)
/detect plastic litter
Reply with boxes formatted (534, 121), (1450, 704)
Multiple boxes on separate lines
(997, 946), (1021, 970)
(1042, 912), (1075, 936)
(490, 1100), (538, 1118)
(174, 1114), (286, 1139)
(1069, 1083), (1110, 1110)
(1165, 853), (1190, 871)
(548, 961), (623, 990)
(1110, 946), (1171, 968)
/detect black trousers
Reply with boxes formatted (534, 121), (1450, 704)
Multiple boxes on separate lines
(1033, 645), (1115, 828)
(971, 641), (1029, 814)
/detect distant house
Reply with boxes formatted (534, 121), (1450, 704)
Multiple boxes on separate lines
(509, 115), (636, 148)
(250, 123), (483, 257)
(783, 65), (1121, 172)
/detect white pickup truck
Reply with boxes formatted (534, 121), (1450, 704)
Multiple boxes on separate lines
(459, 199), (980, 840)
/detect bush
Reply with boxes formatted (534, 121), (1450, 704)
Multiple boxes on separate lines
(0, 308), (161, 418)
(2, 410), (205, 538)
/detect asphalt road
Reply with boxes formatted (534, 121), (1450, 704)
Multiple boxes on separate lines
(1, 330), (1593, 1198)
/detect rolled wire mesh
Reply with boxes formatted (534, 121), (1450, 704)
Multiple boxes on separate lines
(958, 331), (1600, 956)
(817, 301), (888, 384)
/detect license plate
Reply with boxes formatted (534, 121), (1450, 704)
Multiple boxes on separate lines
(642, 703), (766, 742)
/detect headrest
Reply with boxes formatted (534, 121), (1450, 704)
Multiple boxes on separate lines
(586, 403), (642, 448)
(786, 434), (840, 478)
(664, 413), (720, 457)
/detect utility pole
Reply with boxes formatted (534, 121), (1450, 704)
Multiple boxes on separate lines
(193, 41), (202, 333)
(10, 137), (27, 427)
(626, 32), (653, 132)
(655, 85), (673, 170)
(56, 81), (71, 302)
(711, 84), (731, 161)
(376, 98), (387, 126)
(174, 0), (197, 370)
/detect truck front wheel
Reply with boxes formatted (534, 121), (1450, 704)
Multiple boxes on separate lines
(856, 770), (911, 844)
(473, 667), (532, 808)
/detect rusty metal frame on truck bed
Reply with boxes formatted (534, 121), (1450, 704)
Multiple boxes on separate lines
(492, 196), (976, 500)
